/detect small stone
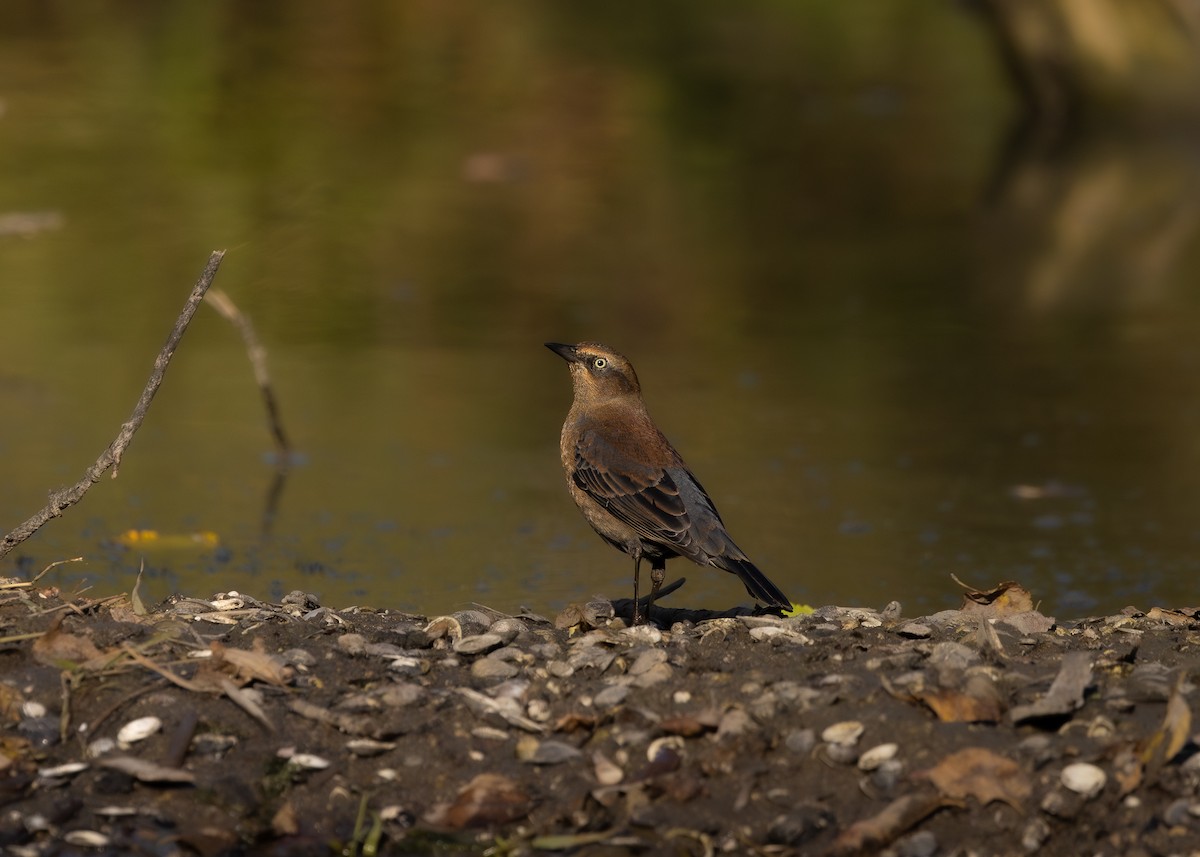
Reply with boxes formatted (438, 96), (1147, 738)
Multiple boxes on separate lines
(377, 682), (425, 708)
(897, 622), (932, 639)
(1060, 762), (1106, 799)
(593, 685), (630, 709)
(520, 739), (582, 765)
(894, 829), (937, 857)
(628, 648), (668, 675)
(489, 618), (526, 644)
(387, 622), (431, 649)
(471, 658), (520, 681)
(620, 625), (663, 645)
(632, 662), (673, 688)
(767, 804), (834, 846)
(280, 648), (316, 667)
(337, 634), (367, 655)
(1021, 816), (1051, 851)
(785, 729), (816, 754)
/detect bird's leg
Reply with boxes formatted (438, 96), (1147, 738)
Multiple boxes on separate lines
(647, 559), (666, 625)
(631, 552), (643, 625)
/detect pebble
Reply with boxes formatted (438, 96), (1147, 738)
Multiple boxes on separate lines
(1061, 762), (1106, 799)
(470, 658), (520, 681)
(489, 618), (526, 644)
(517, 737), (581, 765)
(593, 685), (630, 709)
(784, 729), (816, 754)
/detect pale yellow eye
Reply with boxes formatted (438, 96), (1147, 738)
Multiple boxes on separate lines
(593, 357), (608, 370)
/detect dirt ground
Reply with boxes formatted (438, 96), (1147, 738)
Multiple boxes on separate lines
(2, 579), (1200, 857)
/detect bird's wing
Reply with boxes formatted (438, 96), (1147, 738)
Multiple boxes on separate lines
(571, 429), (701, 551)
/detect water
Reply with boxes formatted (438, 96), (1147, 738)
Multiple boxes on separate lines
(3, 3), (1200, 618)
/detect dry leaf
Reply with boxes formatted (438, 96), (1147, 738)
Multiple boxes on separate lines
(1144, 607), (1194, 627)
(210, 640), (293, 686)
(829, 789), (947, 855)
(425, 773), (533, 829)
(959, 580), (1035, 615)
(918, 680), (1005, 724)
(1141, 676), (1192, 782)
(31, 617), (108, 669)
(1010, 652), (1092, 724)
(923, 747), (1030, 809)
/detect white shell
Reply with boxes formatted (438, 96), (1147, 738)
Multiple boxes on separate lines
(63, 831), (110, 847)
(38, 762), (89, 778)
(117, 716), (162, 746)
(821, 720), (865, 747)
(87, 737), (116, 758)
(646, 735), (685, 762)
(283, 752), (330, 770)
(857, 743), (899, 771)
(1061, 762), (1106, 798)
(21, 701), (48, 719)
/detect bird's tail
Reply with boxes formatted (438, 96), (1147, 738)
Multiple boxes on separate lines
(714, 556), (792, 610)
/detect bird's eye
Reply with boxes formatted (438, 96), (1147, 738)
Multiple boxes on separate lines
(593, 357), (608, 370)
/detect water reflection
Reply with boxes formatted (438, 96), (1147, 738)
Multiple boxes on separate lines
(1, 3), (1199, 617)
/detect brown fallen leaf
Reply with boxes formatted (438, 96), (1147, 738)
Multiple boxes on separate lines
(828, 788), (948, 855)
(921, 747), (1030, 809)
(1140, 674), (1192, 784)
(425, 773), (533, 830)
(917, 676), (1005, 724)
(31, 616), (110, 670)
(210, 640), (293, 686)
(1144, 607), (1195, 627)
(955, 578), (1035, 615)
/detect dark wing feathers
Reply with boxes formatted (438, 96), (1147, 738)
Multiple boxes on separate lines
(572, 432), (690, 547)
(572, 429), (792, 609)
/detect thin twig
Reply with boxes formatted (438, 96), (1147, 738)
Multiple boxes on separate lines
(204, 287), (291, 455)
(0, 250), (226, 561)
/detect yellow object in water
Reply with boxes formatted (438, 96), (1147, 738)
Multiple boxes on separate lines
(116, 529), (220, 548)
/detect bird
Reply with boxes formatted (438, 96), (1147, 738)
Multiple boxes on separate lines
(545, 341), (792, 625)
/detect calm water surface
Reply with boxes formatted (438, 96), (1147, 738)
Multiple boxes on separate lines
(3, 3), (1200, 618)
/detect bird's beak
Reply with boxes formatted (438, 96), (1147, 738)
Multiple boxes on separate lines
(545, 342), (580, 363)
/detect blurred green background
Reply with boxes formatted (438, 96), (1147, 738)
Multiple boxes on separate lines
(3, 1), (1200, 618)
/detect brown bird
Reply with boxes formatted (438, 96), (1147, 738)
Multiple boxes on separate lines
(546, 341), (792, 624)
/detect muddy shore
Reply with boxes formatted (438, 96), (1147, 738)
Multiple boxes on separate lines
(2, 581), (1199, 856)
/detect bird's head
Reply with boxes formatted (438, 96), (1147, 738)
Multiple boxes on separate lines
(545, 341), (642, 404)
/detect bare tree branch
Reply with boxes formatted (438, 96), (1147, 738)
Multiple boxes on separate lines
(204, 288), (291, 456)
(0, 250), (227, 561)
